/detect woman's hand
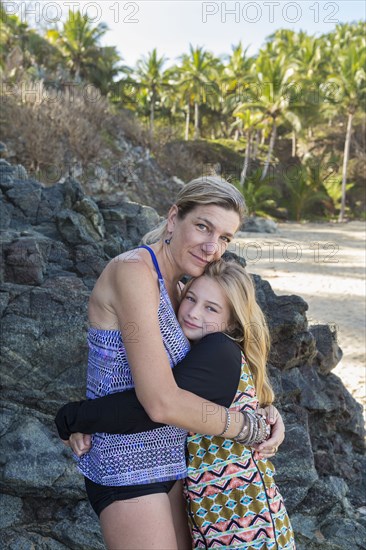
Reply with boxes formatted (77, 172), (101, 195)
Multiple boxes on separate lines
(67, 433), (92, 457)
(253, 405), (285, 460)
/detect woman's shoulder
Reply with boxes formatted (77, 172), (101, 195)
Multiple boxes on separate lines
(91, 247), (160, 312)
(101, 247), (159, 285)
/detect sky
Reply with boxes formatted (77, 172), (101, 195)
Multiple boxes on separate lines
(7, 0), (366, 67)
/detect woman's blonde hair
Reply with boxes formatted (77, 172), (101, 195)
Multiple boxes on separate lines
(182, 260), (274, 406)
(142, 176), (247, 244)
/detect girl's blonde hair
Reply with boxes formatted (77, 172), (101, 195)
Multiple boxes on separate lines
(142, 176), (247, 244)
(182, 260), (274, 406)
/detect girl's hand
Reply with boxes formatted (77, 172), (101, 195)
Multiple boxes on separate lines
(257, 404), (279, 425)
(253, 405), (285, 460)
(68, 433), (92, 457)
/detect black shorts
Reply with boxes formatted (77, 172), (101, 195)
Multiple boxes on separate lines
(85, 476), (177, 517)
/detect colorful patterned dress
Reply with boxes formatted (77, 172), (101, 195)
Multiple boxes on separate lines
(184, 353), (296, 549)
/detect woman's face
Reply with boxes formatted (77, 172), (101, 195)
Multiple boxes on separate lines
(178, 276), (231, 342)
(167, 204), (240, 277)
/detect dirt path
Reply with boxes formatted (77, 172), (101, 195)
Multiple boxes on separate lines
(231, 221), (366, 415)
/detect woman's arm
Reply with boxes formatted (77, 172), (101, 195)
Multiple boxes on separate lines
(106, 259), (243, 437)
(55, 333), (241, 439)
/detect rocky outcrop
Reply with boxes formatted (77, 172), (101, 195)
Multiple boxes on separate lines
(64, 134), (185, 217)
(1, 159), (365, 549)
(239, 216), (278, 233)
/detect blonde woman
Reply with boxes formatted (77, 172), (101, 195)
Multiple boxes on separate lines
(56, 259), (293, 548)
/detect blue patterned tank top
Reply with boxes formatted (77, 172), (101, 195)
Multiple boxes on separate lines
(77, 245), (191, 486)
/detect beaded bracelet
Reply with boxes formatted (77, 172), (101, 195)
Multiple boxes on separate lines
(234, 411), (270, 446)
(218, 407), (231, 437)
(234, 412), (248, 442)
(253, 414), (267, 444)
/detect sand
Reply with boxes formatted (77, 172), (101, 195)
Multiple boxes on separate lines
(230, 221), (366, 415)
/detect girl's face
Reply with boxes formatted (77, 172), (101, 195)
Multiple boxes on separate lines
(167, 205), (240, 278)
(178, 276), (232, 342)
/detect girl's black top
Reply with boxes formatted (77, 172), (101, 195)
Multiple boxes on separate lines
(55, 332), (242, 440)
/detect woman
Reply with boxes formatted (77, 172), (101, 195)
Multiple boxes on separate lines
(57, 260), (295, 548)
(57, 176), (285, 549)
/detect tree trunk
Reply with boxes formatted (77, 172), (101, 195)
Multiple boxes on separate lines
(194, 100), (200, 139)
(252, 130), (260, 159)
(240, 132), (252, 188)
(184, 103), (190, 141)
(338, 111), (353, 222)
(234, 129), (239, 141)
(292, 130), (296, 157)
(149, 96), (155, 136)
(261, 122), (276, 180)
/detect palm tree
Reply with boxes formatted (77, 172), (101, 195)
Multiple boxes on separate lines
(135, 48), (168, 135)
(177, 45), (220, 139)
(324, 28), (366, 221)
(232, 108), (264, 186)
(289, 33), (323, 155)
(46, 10), (108, 81)
(0, 4), (59, 77)
(243, 48), (301, 179)
(93, 46), (128, 96)
(221, 43), (255, 138)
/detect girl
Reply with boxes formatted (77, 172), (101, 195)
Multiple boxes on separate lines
(56, 259), (294, 549)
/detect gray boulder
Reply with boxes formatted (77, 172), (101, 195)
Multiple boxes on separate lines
(238, 215), (278, 233)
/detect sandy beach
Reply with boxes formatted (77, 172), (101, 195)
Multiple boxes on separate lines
(230, 221), (366, 415)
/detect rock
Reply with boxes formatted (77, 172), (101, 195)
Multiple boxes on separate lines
(252, 275), (317, 370)
(273, 405), (318, 511)
(79, 134), (185, 216)
(1, 278), (90, 404)
(321, 518), (366, 549)
(296, 476), (351, 519)
(282, 366), (338, 412)
(5, 180), (42, 224)
(291, 514), (326, 545)
(0, 405), (85, 498)
(56, 209), (101, 245)
(1, 530), (69, 549)
(238, 215), (278, 233)
(0, 192), (14, 230)
(99, 197), (161, 251)
(4, 237), (46, 285)
(51, 500), (104, 549)
(0, 160), (27, 189)
(310, 324), (343, 374)
(0, 494), (23, 528)
(222, 250), (247, 267)
(74, 197), (105, 240)
(0, 141), (8, 158)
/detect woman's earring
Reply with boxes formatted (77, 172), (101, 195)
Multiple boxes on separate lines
(164, 238), (171, 245)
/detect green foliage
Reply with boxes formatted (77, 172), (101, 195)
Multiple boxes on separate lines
(1, 8), (364, 221)
(233, 169), (280, 217)
(282, 162), (328, 221)
(322, 175), (355, 214)
(45, 10), (124, 93)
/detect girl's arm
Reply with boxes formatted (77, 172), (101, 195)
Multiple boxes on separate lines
(55, 333), (241, 440)
(104, 259), (243, 437)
